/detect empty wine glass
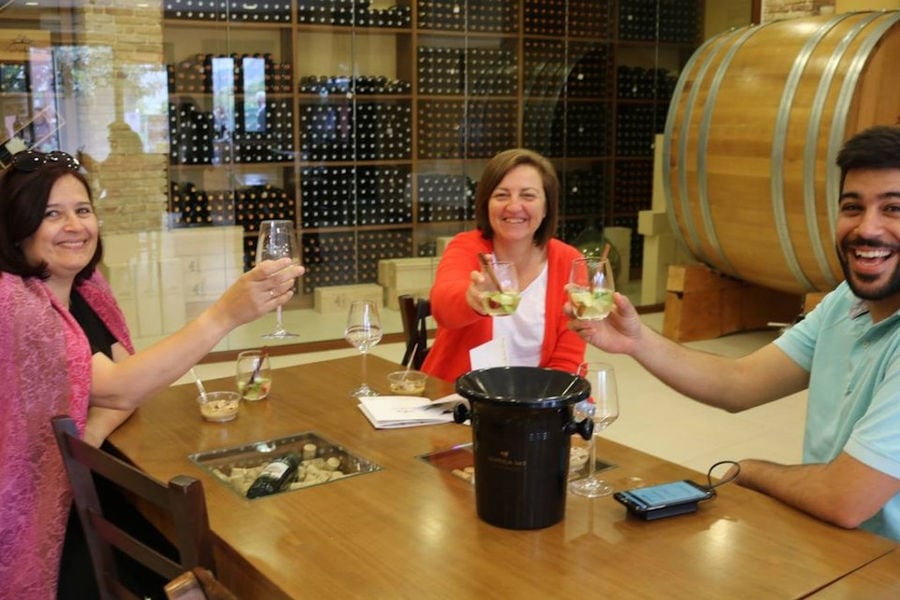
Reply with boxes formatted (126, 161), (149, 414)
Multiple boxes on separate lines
(345, 300), (383, 397)
(256, 220), (300, 339)
(569, 362), (619, 498)
(568, 257), (615, 321)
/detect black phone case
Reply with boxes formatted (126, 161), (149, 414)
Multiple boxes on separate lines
(613, 480), (712, 520)
(625, 500), (700, 520)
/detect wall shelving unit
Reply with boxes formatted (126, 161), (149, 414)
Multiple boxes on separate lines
(162, 0), (702, 305)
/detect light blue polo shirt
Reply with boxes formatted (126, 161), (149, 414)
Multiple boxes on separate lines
(775, 281), (900, 541)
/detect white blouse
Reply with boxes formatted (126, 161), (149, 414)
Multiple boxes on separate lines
(492, 262), (548, 367)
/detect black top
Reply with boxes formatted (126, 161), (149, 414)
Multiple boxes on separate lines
(69, 289), (117, 359)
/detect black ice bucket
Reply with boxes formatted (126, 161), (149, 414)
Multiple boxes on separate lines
(454, 367), (592, 530)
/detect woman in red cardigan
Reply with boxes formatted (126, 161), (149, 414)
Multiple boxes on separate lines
(421, 148), (586, 382)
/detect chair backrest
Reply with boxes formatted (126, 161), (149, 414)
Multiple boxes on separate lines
(399, 294), (431, 370)
(52, 415), (216, 600)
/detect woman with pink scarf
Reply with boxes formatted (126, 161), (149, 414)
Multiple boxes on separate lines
(0, 150), (303, 598)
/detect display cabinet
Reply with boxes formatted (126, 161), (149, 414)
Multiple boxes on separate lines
(161, 0), (703, 305)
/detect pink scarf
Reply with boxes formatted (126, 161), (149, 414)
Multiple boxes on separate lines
(0, 271), (131, 598)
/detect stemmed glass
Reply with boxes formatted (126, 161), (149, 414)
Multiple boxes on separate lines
(568, 257), (615, 321)
(569, 362), (620, 498)
(345, 300), (383, 397)
(256, 219), (301, 339)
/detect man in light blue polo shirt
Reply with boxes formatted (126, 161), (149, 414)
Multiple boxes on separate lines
(568, 125), (900, 540)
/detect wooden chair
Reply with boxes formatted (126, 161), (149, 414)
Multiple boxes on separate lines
(52, 415), (216, 600)
(399, 294), (431, 370)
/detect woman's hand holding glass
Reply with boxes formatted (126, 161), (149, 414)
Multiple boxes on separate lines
(466, 257), (520, 316)
(208, 257), (303, 331)
(256, 220), (302, 339)
(477, 259), (520, 316)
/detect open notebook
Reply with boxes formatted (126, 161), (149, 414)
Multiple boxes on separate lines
(358, 394), (468, 429)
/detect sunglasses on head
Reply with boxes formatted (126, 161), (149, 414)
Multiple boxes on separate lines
(11, 150), (80, 172)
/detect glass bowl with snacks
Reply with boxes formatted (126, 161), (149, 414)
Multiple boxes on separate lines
(198, 391), (241, 423)
(387, 370), (428, 396)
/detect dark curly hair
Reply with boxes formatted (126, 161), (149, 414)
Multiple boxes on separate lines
(836, 125), (900, 192)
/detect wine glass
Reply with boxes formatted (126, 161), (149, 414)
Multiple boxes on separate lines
(568, 362), (619, 498)
(568, 257), (615, 321)
(345, 300), (383, 397)
(256, 220), (300, 339)
(235, 350), (272, 401)
(478, 259), (521, 316)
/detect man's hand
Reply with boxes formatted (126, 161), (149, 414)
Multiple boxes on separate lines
(565, 291), (643, 356)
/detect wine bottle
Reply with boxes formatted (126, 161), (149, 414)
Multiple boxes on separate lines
(246, 453), (300, 498)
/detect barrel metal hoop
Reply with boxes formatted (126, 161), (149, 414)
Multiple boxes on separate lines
(772, 14), (859, 292)
(695, 24), (764, 273)
(663, 32), (725, 260)
(827, 11), (900, 239)
(663, 28), (744, 264)
(803, 12), (886, 290)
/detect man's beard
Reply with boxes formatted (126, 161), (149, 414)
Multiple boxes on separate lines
(837, 238), (900, 301)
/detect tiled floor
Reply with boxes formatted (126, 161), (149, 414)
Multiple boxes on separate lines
(177, 311), (807, 476)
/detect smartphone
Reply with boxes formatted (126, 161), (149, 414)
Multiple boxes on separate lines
(613, 480), (715, 520)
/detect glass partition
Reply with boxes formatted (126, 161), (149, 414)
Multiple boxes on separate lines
(0, 0), (706, 355)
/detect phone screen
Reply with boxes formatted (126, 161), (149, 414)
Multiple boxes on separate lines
(617, 480), (712, 510)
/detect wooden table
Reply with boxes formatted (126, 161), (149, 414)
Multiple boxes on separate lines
(109, 356), (897, 599)
(810, 548), (900, 598)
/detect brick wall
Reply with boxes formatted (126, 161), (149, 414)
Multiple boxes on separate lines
(71, 2), (168, 235)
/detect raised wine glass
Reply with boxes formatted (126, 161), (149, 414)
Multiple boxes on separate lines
(256, 219), (301, 339)
(345, 300), (383, 397)
(568, 257), (615, 321)
(568, 362), (619, 498)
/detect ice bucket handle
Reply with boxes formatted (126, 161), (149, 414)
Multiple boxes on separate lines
(452, 403), (470, 424)
(566, 415), (594, 440)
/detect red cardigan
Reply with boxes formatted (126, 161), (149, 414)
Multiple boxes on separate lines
(421, 230), (586, 382)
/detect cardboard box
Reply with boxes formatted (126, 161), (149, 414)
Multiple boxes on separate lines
(378, 257), (438, 291)
(436, 236), (455, 256)
(315, 284), (383, 314)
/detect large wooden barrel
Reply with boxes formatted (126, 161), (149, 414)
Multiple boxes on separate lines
(663, 11), (900, 295)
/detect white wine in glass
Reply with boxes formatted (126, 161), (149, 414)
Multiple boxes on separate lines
(568, 362), (619, 498)
(256, 219), (301, 339)
(568, 257), (615, 321)
(345, 300), (383, 397)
